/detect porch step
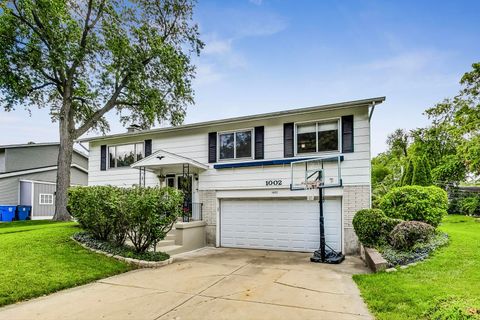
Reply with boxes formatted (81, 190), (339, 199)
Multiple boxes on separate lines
(155, 245), (184, 255)
(165, 233), (176, 241)
(155, 239), (175, 248)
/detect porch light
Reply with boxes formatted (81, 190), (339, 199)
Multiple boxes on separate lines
(157, 174), (166, 183)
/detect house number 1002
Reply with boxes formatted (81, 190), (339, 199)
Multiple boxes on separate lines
(265, 180), (282, 186)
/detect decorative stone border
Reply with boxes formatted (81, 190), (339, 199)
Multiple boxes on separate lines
(72, 237), (174, 268)
(360, 244), (388, 272)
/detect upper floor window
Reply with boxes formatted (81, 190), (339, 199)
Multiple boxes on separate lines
(219, 130), (252, 160)
(108, 143), (144, 168)
(297, 120), (339, 154)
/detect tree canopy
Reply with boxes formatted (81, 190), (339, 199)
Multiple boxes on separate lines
(0, 0), (203, 219)
(0, 0), (203, 134)
(372, 62), (479, 205)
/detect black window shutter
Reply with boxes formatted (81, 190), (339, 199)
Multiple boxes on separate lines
(342, 115), (354, 153)
(144, 139), (152, 157)
(283, 123), (294, 158)
(100, 145), (107, 171)
(208, 132), (217, 163)
(254, 126), (264, 160)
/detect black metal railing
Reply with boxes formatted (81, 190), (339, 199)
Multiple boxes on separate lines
(182, 202), (203, 222)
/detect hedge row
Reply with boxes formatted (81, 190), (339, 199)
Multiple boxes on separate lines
(354, 185), (448, 249)
(68, 186), (183, 253)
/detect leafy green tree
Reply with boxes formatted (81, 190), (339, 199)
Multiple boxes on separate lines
(425, 62), (480, 176)
(0, 0), (203, 220)
(386, 128), (410, 158)
(412, 156), (432, 186)
(401, 158), (414, 186)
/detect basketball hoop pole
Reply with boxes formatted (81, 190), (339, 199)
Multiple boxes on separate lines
(318, 177), (326, 262)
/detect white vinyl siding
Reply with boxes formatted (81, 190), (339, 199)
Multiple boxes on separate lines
(87, 106), (371, 189)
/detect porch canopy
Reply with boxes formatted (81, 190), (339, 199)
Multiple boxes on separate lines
(131, 149), (208, 174)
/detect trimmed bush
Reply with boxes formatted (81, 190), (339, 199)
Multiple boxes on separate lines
(122, 187), (182, 253)
(389, 221), (435, 250)
(380, 232), (448, 266)
(379, 185), (448, 227)
(352, 209), (401, 247)
(68, 186), (123, 241)
(459, 196), (480, 216)
(68, 186), (183, 253)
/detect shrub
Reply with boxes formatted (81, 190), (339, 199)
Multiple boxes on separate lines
(412, 156), (432, 186)
(380, 232), (448, 266)
(401, 158), (414, 186)
(389, 221), (435, 250)
(379, 185), (448, 227)
(68, 186), (123, 241)
(68, 186), (183, 252)
(459, 196), (480, 216)
(352, 209), (401, 247)
(122, 187), (183, 253)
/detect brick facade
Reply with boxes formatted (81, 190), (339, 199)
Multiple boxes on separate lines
(198, 190), (217, 246)
(343, 185), (371, 254)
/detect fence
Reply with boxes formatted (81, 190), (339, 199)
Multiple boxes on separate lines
(446, 185), (480, 215)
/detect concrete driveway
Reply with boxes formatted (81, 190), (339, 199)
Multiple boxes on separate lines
(0, 248), (372, 320)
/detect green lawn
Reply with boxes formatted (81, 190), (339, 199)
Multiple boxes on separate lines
(0, 220), (132, 307)
(354, 215), (480, 319)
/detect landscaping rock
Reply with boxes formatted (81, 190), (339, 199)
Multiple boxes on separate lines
(364, 247), (388, 272)
(72, 236), (174, 268)
(385, 268), (397, 272)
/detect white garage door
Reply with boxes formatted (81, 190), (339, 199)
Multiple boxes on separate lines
(220, 198), (342, 252)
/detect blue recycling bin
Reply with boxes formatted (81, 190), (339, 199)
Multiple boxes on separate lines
(16, 205), (32, 221)
(0, 205), (17, 222)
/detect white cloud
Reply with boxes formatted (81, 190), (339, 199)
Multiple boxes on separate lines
(233, 12), (287, 38)
(203, 38), (232, 55)
(249, 0), (263, 5)
(194, 63), (224, 86)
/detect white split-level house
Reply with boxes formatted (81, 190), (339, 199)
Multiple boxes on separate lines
(79, 97), (385, 255)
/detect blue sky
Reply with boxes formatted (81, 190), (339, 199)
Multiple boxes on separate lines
(1, 0), (479, 155)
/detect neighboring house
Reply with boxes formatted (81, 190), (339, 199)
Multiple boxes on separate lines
(80, 97), (385, 254)
(0, 143), (88, 219)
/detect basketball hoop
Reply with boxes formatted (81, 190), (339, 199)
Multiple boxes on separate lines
(303, 180), (321, 190)
(289, 155), (345, 264)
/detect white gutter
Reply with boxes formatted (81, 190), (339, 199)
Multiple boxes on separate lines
(0, 164), (87, 179)
(368, 101), (376, 122)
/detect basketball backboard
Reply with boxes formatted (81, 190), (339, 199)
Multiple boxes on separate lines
(290, 155), (343, 190)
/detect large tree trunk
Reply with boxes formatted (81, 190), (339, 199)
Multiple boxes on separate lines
(53, 116), (74, 221)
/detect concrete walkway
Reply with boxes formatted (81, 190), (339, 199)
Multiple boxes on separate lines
(0, 248), (372, 320)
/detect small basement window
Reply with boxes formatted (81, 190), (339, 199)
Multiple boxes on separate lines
(108, 142), (144, 168)
(296, 120), (339, 154)
(39, 193), (54, 205)
(219, 130), (252, 160)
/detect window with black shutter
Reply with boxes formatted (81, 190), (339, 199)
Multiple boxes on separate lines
(342, 115), (354, 153)
(283, 123), (294, 157)
(254, 126), (264, 159)
(144, 139), (152, 157)
(100, 145), (107, 171)
(208, 132), (217, 163)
